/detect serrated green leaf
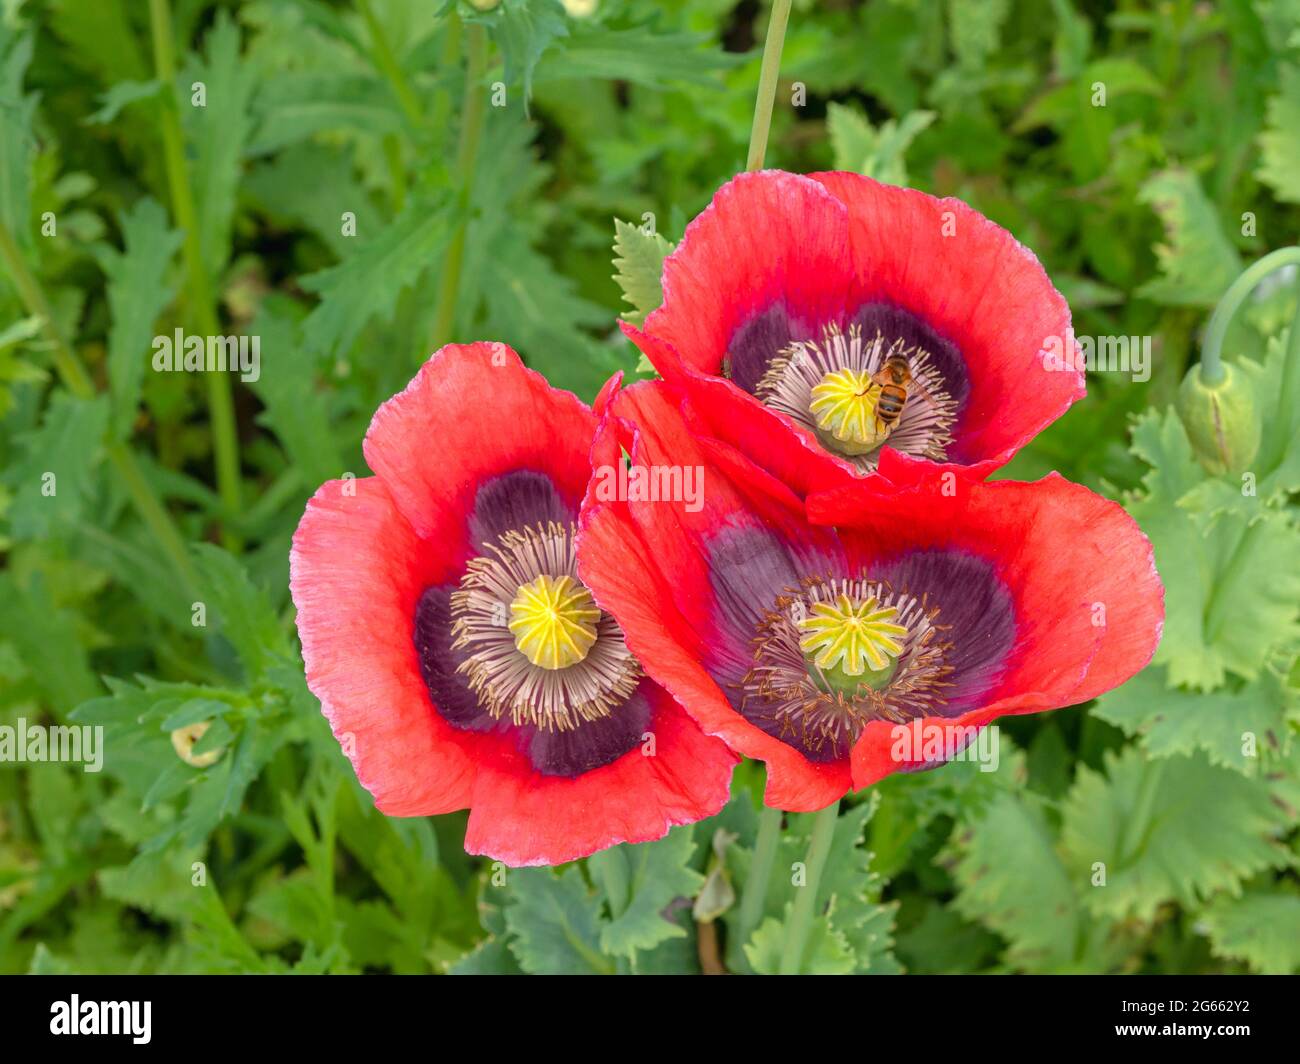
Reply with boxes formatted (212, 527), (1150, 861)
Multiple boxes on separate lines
(299, 192), (453, 358)
(1136, 170), (1241, 307)
(612, 217), (672, 327)
(94, 198), (182, 439)
(503, 866), (613, 975)
(744, 906), (857, 974)
(1127, 408), (1300, 689)
(826, 102), (934, 185)
(1259, 63), (1300, 204)
(948, 791), (1089, 972)
(1060, 749), (1291, 922)
(85, 80), (162, 126)
(475, 0), (569, 106)
(246, 303), (344, 490)
(595, 828), (702, 961)
(183, 13), (257, 279)
(948, 0), (1010, 69)
(1198, 890), (1300, 974)
(1094, 665), (1293, 773)
(191, 544), (292, 678)
(534, 25), (740, 90)
(4, 393), (109, 540)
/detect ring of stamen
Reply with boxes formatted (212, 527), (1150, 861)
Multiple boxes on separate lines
(451, 522), (641, 731)
(755, 325), (958, 474)
(740, 576), (954, 757)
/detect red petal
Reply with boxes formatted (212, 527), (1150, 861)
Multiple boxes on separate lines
(463, 685), (737, 866)
(809, 170), (1081, 467)
(645, 170), (853, 376)
(290, 476), (476, 815)
(809, 471), (1165, 791)
(363, 342), (596, 543)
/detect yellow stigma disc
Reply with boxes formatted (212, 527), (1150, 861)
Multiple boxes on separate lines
(798, 594), (908, 676)
(809, 368), (890, 452)
(508, 574), (601, 670)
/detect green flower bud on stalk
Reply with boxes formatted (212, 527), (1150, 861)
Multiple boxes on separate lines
(1176, 361), (1261, 475)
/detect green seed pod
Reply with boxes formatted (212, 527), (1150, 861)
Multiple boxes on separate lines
(1176, 362), (1261, 475)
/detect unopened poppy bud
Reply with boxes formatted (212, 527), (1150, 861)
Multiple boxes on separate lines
(1176, 362), (1260, 475)
(171, 721), (224, 768)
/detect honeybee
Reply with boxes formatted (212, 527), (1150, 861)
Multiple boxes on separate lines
(869, 351), (930, 434)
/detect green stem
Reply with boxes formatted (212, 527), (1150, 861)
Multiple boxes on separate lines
(0, 217), (197, 595)
(429, 22), (488, 353)
(778, 801), (839, 975)
(357, 0), (425, 129)
(1199, 246), (1300, 385)
(729, 804), (782, 972)
(745, 0), (793, 171)
(148, 0), (241, 544)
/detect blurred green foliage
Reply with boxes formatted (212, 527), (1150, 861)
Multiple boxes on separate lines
(0, 0), (1297, 974)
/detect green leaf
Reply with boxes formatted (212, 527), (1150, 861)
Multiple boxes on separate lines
(1127, 409), (1300, 689)
(948, 791), (1089, 972)
(299, 192), (453, 359)
(1198, 890), (1300, 974)
(183, 13), (257, 279)
(1093, 665), (1294, 773)
(474, 0), (569, 106)
(534, 25), (740, 90)
(1060, 749), (1291, 922)
(596, 828), (703, 962)
(4, 393), (110, 540)
(503, 867), (613, 975)
(611, 218), (673, 327)
(248, 72), (405, 155)
(246, 303), (344, 490)
(1136, 170), (1242, 307)
(85, 80), (163, 126)
(948, 0), (1010, 70)
(94, 199), (182, 439)
(744, 908), (857, 974)
(1259, 63), (1300, 204)
(826, 102), (935, 185)
(191, 544), (292, 678)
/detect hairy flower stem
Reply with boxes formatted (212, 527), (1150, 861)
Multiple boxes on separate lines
(0, 218), (197, 596)
(1200, 246), (1300, 385)
(745, 0), (793, 171)
(148, 0), (241, 547)
(778, 801), (839, 974)
(729, 804), (783, 972)
(429, 22), (488, 354)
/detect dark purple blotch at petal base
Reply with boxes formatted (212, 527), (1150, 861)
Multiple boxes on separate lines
(725, 301), (971, 429)
(875, 549), (1015, 717)
(413, 584), (646, 777)
(412, 468), (643, 779)
(469, 469), (575, 550)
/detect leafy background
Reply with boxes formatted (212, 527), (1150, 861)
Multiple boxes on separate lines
(1, 0), (1298, 975)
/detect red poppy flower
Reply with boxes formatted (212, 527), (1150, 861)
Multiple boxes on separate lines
(290, 344), (736, 866)
(622, 170), (1081, 496)
(578, 380), (1162, 811)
